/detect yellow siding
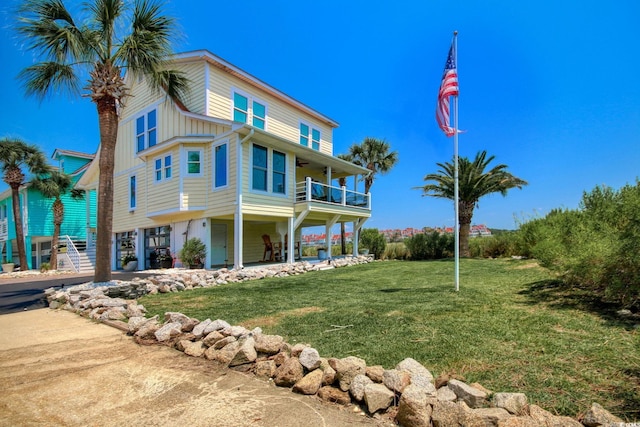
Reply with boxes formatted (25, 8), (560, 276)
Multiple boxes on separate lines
(207, 66), (334, 154)
(244, 223), (279, 263)
(178, 61), (206, 114)
(180, 145), (208, 208)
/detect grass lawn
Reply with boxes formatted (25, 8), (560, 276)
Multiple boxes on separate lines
(140, 258), (639, 420)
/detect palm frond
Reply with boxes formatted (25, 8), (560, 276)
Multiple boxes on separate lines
(18, 62), (80, 100)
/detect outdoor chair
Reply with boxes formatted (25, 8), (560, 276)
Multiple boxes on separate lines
(261, 234), (274, 261)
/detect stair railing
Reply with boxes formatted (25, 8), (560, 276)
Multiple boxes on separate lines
(60, 235), (80, 273)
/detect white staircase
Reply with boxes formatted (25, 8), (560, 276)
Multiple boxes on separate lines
(57, 236), (96, 273)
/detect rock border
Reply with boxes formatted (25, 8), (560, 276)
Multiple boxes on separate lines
(45, 256), (629, 427)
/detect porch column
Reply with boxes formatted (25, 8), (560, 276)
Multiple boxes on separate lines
(234, 201), (244, 269)
(24, 235), (32, 270)
(352, 221), (359, 256)
(287, 217), (294, 264)
(134, 228), (142, 271)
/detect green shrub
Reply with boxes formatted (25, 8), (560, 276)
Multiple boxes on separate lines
(179, 238), (206, 268)
(516, 181), (640, 308)
(359, 228), (386, 259)
(405, 231), (454, 260)
(468, 232), (526, 258)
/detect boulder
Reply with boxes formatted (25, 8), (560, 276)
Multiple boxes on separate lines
(317, 386), (351, 405)
(396, 383), (434, 427)
(363, 383), (395, 414)
(154, 322), (183, 342)
(290, 343), (308, 357)
(292, 368), (323, 395)
(229, 337), (257, 367)
(191, 318), (212, 338)
(221, 325), (250, 337)
(298, 347), (321, 371)
(274, 357), (304, 387)
(254, 360), (277, 380)
(528, 404), (583, 427)
(328, 356), (367, 392)
(204, 319), (231, 334)
(210, 340), (241, 365)
(465, 407), (512, 426)
(254, 334), (284, 354)
(202, 330), (225, 347)
(582, 402), (624, 427)
(448, 379), (487, 408)
(133, 317), (160, 339)
(181, 340), (206, 358)
(212, 336), (237, 350)
(493, 392), (528, 415)
(436, 386), (457, 402)
(383, 368), (412, 394)
(366, 365), (385, 383)
(397, 357), (434, 383)
(431, 401), (469, 427)
(164, 312), (198, 332)
(349, 374), (374, 401)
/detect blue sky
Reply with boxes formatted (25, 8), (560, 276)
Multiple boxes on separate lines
(1, 0), (639, 231)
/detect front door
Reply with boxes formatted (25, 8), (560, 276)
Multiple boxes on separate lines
(211, 224), (227, 266)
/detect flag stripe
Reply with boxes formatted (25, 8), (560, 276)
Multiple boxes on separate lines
(436, 42), (459, 137)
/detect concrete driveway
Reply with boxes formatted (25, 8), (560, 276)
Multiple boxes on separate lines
(0, 309), (393, 427)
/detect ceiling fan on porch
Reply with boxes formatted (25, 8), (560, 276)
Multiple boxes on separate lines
(296, 158), (309, 167)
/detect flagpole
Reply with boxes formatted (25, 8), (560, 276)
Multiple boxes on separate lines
(453, 31), (460, 292)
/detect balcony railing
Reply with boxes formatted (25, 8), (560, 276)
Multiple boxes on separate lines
(0, 219), (7, 240)
(296, 178), (370, 209)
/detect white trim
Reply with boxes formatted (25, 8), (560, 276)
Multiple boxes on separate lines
(152, 154), (173, 184)
(204, 62), (210, 116)
(249, 143), (288, 197)
(231, 87), (268, 131)
(298, 120), (321, 151)
(129, 174), (137, 211)
(182, 147), (204, 178)
(212, 140), (229, 191)
(171, 50), (339, 127)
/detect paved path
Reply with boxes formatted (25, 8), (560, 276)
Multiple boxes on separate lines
(0, 309), (393, 427)
(0, 271), (155, 315)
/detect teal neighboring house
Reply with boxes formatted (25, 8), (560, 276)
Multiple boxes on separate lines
(0, 149), (97, 271)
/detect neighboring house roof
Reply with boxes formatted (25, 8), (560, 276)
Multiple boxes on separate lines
(172, 50), (340, 128)
(51, 149), (96, 161)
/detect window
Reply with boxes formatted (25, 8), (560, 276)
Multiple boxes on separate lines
(251, 144), (287, 195)
(299, 123), (309, 147)
(300, 122), (320, 150)
(233, 93), (248, 123)
(186, 149), (202, 176)
(252, 145), (268, 191)
(233, 90), (267, 129)
(154, 155), (172, 182)
(252, 101), (266, 129)
(129, 175), (136, 210)
(136, 109), (157, 152)
(213, 143), (227, 188)
(272, 150), (286, 194)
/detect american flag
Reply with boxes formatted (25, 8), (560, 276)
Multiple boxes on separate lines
(436, 42), (459, 137)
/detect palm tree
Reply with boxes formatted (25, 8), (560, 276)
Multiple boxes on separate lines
(17, 0), (189, 282)
(30, 170), (85, 270)
(347, 137), (399, 194)
(417, 150), (527, 257)
(345, 137), (398, 252)
(0, 138), (51, 269)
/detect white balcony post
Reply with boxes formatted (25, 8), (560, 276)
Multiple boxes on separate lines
(342, 185), (346, 206)
(306, 177), (312, 202)
(367, 192), (372, 210)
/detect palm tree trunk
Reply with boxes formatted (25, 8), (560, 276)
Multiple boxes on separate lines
(94, 97), (118, 282)
(51, 221), (61, 270)
(50, 199), (63, 270)
(10, 185), (28, 269)
(458, 202), (474, 258)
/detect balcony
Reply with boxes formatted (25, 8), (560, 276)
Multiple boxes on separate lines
(295, 178), (370, 210)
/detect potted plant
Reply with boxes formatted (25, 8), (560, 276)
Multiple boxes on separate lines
(317, 246), (328, 260)
(179, 238), (206, 269)
(2, 257), (14, 273)
(153, 249), (173, 269)
(121, 253), (138, 271)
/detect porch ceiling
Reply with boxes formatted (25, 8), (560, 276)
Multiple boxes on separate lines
(235, 125), (368, 179)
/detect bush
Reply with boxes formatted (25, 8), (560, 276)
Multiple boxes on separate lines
(179, 238), (206, 268)
(516, 182), (640, 308)
(405, 231), (454, 260)
(359, 228), (386, 259)
(468, 232), (525, 258)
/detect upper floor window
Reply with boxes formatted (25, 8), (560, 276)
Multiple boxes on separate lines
(136, 109), (157, 152)
(129, 175), (136, 210)
(213, 142), (228, 189)
(185, 149), (203, 176)
(300, 122), (321, 150)
(233, 90), (267, 130)
(251, 144), (287, 195)
(252, 145), (268, 191)
(154, 155), (172, 182)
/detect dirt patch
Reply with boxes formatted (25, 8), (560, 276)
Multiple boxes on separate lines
(511, 261), (541, 270)
(240, 306), (325, 329)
